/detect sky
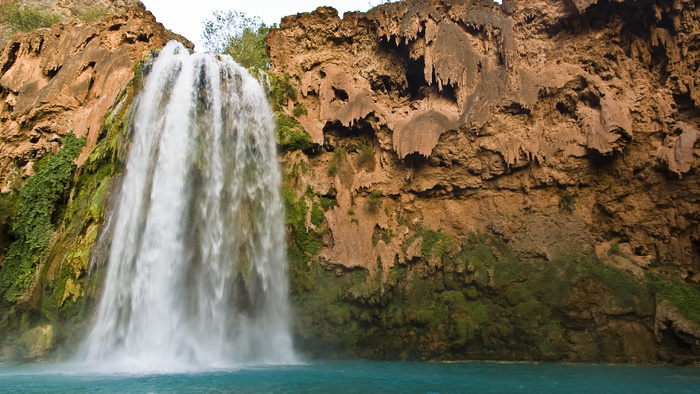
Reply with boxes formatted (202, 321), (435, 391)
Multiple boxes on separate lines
(140, 1), (377, 51)
(140, 1), (503, 51)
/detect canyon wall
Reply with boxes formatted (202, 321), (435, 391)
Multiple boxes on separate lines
(267, 0), (700, 363)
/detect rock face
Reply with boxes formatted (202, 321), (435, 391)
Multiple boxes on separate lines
(268, 0), (700, 363)
(0, 0), (189, 191)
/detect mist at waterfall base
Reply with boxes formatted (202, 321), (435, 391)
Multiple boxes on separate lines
(75, 41), (295, 372)
(2, 361), (700, 393)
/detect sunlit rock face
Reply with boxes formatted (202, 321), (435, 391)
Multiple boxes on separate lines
(268, 0), (700, 280)
(267, 0), (700, 362)
(0, 1), (190, 191)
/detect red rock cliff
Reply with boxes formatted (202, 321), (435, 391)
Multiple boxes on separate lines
(267, 0), (700, 362)
(0, 0), (190, 191)
(268, 0), (700, 279)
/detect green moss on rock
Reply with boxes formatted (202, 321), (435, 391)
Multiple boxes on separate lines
(290, 227), (667, 362)
(277, 114), (313, 152)
(0, 134), (85, 304)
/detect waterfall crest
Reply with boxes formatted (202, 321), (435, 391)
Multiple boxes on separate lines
(79, 41), (295, 371)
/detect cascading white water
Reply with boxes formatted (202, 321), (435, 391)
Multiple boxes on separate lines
(79, 41), (295, 371)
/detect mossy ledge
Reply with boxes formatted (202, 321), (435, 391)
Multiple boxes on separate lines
(287, 225), (700, 364)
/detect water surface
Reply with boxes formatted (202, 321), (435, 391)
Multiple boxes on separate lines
(1, 360), (699, 393)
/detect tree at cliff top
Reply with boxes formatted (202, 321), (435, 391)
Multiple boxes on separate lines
(201, 10), (270, 69)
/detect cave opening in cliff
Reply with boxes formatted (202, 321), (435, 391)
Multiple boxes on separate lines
(405, 56), (428, 99)
(323, 115), (378, 140)
(405, 56), (458, 103)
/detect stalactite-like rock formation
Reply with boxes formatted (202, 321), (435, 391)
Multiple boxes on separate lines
(268, 0), (700, 363)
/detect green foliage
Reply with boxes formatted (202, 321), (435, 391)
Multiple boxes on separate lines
(78, 8), (108, 22)
(276, 114), (313, 152)
(372, 225), (393, 246)
(0, 60), (140, 359)
(328, 147), (347, 177)
(0, 134), (86, 303)
(0, 5), (62, 32)
(289, 218), (663, 362)
(268, 73), (297, 111)
(201, 10), (270, 69)
(366, 190), (383, 212)
(293, 103), (307, 117)
(581, 255), (652, 312)
(608, 242), (621, 256)
(36, 78), (138, 354)
(0, 192), (19, 228)
(282, 186), (323, 256)
(420, 228), (451, 258)
(648, 274), (700, 325)
(223, 24), (270, 69)
(0, 191), (19, 258)
(558, 191), (576, 213)
(310, 201), (325, 229)
(319, 196), (338, 211)
(355, 143), (375, 169)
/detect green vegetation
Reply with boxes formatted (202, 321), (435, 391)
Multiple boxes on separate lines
(293, 103), (307, 117)
(328, 147), (346, 177)
(558, 191), (576, 213)
(290, 223), (665, 362)
(276, 114), (313, 152)
(282, 184), (327, 296)
(224, 24), (270, 69)
(355, 142), (375, 169)
(282, 186), (323, 256)
(0, 191), (19, 249)
(372, 226), (393, 246)
(0, 55), (144, 359)
(268, 73), (297, 111)
(648, 274), (700, 325)
(201, 10), (270, 69)
(319, 195), (338, 211)
(0, 4), (62, 32)
(608, 242), (621, 256)
(0, 134), (85, 303)
(310, 201), (325, 229)
(78, 8), (108, 22)
(366, 190), (383, 212)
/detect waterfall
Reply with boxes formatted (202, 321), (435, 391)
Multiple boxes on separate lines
(79, 41), (295, 371)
